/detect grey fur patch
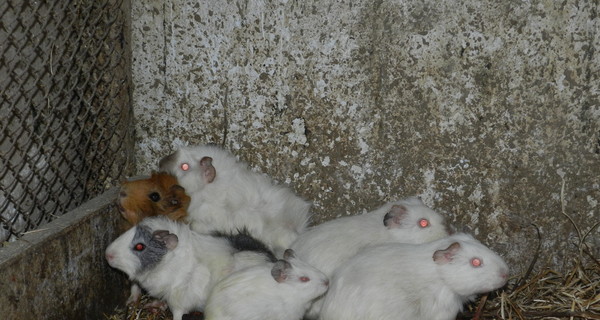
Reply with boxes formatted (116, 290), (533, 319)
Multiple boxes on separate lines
(131, 226), (169, 272)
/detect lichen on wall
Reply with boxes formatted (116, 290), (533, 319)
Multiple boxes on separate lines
(132, 0), (599, 275)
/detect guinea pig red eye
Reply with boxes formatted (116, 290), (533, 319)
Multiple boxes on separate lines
(134, 243), (145, 251)
(300, 276), (310, 282)
(471, 258), (482, 267)
(181, 163), (190, 171)
(418, 219), (429, 228)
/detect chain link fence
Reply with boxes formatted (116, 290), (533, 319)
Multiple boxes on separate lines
(0, 0), (133, 242)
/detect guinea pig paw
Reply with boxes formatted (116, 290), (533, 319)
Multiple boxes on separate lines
(143, 299), (168, 312)
(126, 284), (143, 305)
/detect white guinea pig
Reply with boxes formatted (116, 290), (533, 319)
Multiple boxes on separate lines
(291, 196), (450, 319)
(204, 249), (329, 320)
(159, 144), (311, 255)
(105, 216), (276, 320)
(291, 196), (450, 278)
(319, 233), (509, 320)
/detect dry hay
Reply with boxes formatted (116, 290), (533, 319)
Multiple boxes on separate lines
(103, 295), (204, 320)
(459, 198), (600, 320)
(104, 258), (599, 320)
(104, 294), (174, 320)
(459, 261), (600, 320)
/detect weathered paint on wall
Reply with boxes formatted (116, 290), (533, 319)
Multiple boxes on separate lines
(0, 188), (129, 319)
(131, 0), (599, 275)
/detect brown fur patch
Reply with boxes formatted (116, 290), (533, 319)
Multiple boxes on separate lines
(118, 172), (190, 225)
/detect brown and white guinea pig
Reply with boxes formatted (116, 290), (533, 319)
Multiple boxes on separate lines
(291, 196), (451, 319)
(117, 172), (190, 225)
(105, 216), (277, 320)
(204, 249), (329, 320)
(159, 144), (312, 256)
(319, 233), (509, 320)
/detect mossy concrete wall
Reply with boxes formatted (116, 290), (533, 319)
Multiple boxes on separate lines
(131, 0), (599, 276)
(0, 188), (129, 319)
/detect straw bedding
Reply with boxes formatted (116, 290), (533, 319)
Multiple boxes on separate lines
(105, 252), (599, 320)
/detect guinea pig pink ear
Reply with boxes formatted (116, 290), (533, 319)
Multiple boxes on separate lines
(283, 248), (296, 260)
(383, 205), (408, 228)
(433, 242), (461, 265)
(152, 230), (179, 250)
(199, 156), (216, 183)
(271, 260), (292, 283)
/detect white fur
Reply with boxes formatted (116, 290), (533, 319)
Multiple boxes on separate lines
(291, 197), (449, 277)
(319, 233), (509, 320)
(160, 144), (311, 255)
(105, 216), (273, 320)
(204, 253), (329, 320)
(291, 197), (450, 319)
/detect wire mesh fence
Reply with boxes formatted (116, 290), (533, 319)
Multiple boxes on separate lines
(0, 0), (133, 242)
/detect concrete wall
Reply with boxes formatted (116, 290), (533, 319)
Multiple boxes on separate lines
(131, 0), (599, 276)
(0, 188), (129, 320)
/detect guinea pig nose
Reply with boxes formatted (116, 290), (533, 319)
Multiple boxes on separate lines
(119, 191), (127, 198)
(105, 252), (113, 261)
(323, 280), (329, 286)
